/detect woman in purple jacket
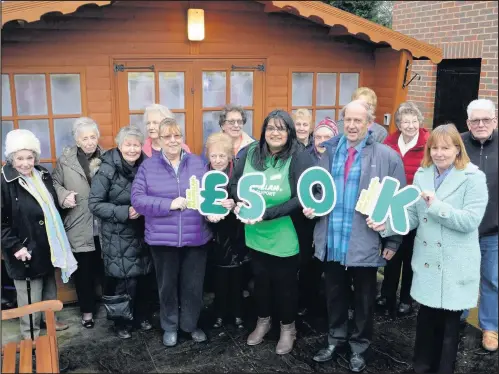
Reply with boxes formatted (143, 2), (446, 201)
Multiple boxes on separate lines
(131, 118), (212, 347)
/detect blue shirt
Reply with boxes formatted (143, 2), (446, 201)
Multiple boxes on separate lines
(434, 165), (454, 190)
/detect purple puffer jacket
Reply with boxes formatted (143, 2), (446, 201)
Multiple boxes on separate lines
(131, 152), (212, 247)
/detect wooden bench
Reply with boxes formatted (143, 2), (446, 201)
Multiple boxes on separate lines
(2, 300), (63, 373)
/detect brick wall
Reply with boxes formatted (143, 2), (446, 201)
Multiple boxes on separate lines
(392, 1), (498, 128)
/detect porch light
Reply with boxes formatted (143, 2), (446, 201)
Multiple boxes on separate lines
(187, 9), (205, 41)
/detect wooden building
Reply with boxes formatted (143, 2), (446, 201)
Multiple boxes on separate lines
(1, 1), (442, 303)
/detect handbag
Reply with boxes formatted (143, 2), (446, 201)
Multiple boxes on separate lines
(102, 277), (134, 321)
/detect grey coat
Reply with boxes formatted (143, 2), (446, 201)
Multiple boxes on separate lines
(52, 145), (102, 253)
(313, 134), (405, 267)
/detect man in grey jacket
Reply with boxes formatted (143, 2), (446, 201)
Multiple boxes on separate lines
(461, 98), (498, 352)
(305, 100), (405, 372)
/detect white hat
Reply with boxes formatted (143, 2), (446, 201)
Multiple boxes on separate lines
(4, 129), (41, 158)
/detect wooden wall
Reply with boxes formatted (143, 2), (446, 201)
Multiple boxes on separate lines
(1, 0), (391, 150)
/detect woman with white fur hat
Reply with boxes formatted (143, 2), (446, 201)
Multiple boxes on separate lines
(1, 129), (77, 339)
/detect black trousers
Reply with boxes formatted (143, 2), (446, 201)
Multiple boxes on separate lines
(324, 261), (377, 354)
(214, 266), (243, 319)
(104, 274), (153, 328)
(298, 254), (322, 312)
(413, 305), (462, 374)
(72, 236), (104, 314)
(251, 249), (299, 325)
(150, 245), (208, 333)
(380, 229), (416, 306)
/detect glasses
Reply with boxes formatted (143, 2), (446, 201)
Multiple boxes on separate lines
(266, 126), (287, 134)
(468, 118), (496, 126)
(225, 119), (244, 126)
(160, 134), (182, 141)
(400, 120), (419, 126)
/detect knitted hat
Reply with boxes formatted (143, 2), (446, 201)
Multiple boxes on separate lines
(4, 129), (41, 158)
(314, 117), (339, 137)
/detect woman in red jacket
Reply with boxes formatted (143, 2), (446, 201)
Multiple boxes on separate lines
(377, 102), (430, 318)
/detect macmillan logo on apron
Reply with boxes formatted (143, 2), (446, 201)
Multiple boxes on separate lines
(254, 173), (283, 196)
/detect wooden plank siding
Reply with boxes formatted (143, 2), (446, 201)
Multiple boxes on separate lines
(1, 0), (385, 151)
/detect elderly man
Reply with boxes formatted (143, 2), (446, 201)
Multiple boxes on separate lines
(461, 98), (498, 352)
(306, 100), (405, 372)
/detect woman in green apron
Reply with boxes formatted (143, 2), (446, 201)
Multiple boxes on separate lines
(229, 110), (313, 355)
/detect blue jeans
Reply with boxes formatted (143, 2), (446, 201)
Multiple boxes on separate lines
(460, 235), (498, 330)
(478, 235), (498, 331)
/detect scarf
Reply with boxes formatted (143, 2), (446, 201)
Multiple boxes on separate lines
(22, 170), (78, 283)
(327, 134), (367, 264)
(77, 147), (101, 185)
(118, 150), (144, 180)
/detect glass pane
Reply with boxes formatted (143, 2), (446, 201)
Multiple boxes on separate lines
(159, 72), (184, 110)
(53, 118), (76, 156)
(50, 74), (82, 115)
(129, 114), (145, 136)
(202, 111), (222, 145)
(315, 109), (336, 125)
(339, 73), (360, 105)
(244, 110), (253, 137)
(292, 73), (313, 107)
(203, 72), (226, 108)
(1, 120), (14, 161)
(230, 72), (253, 107)
(175, 113), (186, 135)
(40, 163), (54, 172)
(14, 74), (48, 115)
(128, 72), (154, 111)
(2, 75), (12, 117)
(18, 119), (51, 159)
(316, 73), (337, 107)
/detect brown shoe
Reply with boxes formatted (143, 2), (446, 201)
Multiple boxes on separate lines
(483, 330), (498, 351)
(276, 321), (296, 355)
(247, 316), (271, 346)
(55, 321), (69, 331)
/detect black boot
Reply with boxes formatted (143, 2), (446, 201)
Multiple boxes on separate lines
(349, 353), (366, 372)
(313, 344), (338, 362)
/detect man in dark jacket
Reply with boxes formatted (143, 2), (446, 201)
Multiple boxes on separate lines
(461, 99), (498, 352)
(306, 100), (405, 372)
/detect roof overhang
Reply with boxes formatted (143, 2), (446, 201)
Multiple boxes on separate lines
(257, 1), (443, 64)
(1, 1), (112, 25)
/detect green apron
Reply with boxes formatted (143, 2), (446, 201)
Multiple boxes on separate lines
(243, 149), (299, 257)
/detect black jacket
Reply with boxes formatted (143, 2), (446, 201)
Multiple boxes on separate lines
(462, 130), (498, 237)
(207, 162), (248, 267)
(1, 165), (56, 280)
(229, 143), (315, 255)
(88, 149), (153, 279)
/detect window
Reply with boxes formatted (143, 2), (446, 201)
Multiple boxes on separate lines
(291, 71), (360, 125)
(1, 72), (85, 169)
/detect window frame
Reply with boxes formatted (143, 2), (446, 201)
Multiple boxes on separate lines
(1, 67), (87, 169)
(288, 67), (363, 124)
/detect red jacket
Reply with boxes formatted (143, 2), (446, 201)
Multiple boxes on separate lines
(384, 128), (430, 185)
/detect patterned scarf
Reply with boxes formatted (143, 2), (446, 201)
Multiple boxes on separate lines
(327, 134), (367, 264)
(22, 170), (78, 283)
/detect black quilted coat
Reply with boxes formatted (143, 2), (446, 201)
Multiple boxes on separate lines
(88, 148), (152, 279)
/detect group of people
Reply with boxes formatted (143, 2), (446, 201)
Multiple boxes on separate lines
(1, 84), (497, 373)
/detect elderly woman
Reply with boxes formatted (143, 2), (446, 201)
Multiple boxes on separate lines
(131, 117), (212, 347)
(52, 117), (103, 328)
(229, 110), (313, 355)
(377, 102), (430, 318)
(205, 132), (248, 330)
(310, 117), (339, 163)
(218, 104), (255, 158)
(88, 126), (153, 339)
(142, 103), (190, 157)
(292, 108), (314, 149)
(2, 129), (76, 339)
(368, 124), (488, 374)
(337, 87), (387, 143)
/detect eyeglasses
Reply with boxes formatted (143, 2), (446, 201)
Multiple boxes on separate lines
(160, 134), (182, 141)
(400, 120), (419, 126)
(225, 119), (244, 126)
(468, 118), (496, 126)
(266, 126), (287, 134)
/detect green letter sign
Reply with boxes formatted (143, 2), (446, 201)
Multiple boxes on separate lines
(199, 171), (230, 216)
(236, 172), (266, 221)
(297, 166), (336, 216)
